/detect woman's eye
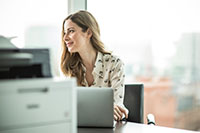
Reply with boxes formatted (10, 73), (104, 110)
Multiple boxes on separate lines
(69, 30), (74, 33)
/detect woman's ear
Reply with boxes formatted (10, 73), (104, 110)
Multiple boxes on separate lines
(87, 28), (92, 38)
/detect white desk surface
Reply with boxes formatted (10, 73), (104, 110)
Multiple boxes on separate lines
(78, 121), (199, 133)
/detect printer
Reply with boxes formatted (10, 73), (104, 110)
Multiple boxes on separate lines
(0, 48), (52, 79)
(0, 78), (77, 133)
(0, 48), (77, 133)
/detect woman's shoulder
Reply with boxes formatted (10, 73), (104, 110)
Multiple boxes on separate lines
(101, 52), (123, 65)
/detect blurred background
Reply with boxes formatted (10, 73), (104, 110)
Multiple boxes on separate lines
(1, 0), (200, 131)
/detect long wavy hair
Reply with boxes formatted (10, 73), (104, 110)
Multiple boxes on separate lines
(60, 10), (111, 86)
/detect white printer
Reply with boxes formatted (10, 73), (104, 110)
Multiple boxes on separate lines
(0, 78), (77, 133)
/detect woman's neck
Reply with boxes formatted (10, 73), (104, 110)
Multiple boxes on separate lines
(79, 46), (97, 69)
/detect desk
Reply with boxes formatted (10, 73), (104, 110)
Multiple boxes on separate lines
(78, 122), (198, 133)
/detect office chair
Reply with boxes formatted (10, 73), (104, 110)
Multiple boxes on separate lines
(124, 84), (155, 125)
(124, 84), (144, 123)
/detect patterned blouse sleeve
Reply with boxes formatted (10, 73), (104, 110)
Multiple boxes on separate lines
(110, 58), (127, 112)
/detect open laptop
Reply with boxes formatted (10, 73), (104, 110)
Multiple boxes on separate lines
(77, 87), (114, 128)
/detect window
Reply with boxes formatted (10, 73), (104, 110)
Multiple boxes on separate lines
(0, 0), (68, 76)
(88, 0), (200, 131)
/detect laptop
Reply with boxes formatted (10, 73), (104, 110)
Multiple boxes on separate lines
(77, 87), (114, 128)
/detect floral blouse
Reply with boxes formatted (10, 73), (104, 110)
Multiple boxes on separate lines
(81, 52), (128, 114)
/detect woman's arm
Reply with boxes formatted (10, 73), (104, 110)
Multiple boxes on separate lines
(110, 58), (128, 121)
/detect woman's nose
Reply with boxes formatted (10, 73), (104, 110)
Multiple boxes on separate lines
(63, 33), (69, 41)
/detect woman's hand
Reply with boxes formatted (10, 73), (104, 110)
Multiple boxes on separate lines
(114, 104), (128, 121)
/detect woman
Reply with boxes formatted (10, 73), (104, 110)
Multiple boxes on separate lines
(60, 10), (128, 121)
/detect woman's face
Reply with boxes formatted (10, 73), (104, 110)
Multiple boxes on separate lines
(63, 19), (89, 53)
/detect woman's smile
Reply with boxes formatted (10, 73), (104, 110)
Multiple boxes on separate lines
(66, 41), (73, 48)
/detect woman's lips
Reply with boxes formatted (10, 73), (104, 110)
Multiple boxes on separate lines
(66, 42), (73, 47)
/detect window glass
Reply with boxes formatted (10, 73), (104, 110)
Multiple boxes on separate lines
(0, 0), (68, 76)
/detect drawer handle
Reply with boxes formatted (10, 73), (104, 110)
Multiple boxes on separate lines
(18, 87), (48, 93)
